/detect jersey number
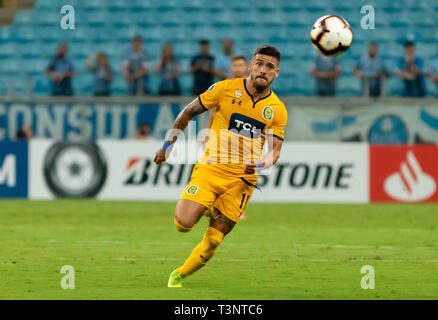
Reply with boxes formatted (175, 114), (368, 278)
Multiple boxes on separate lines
(239, 193), (250, 212)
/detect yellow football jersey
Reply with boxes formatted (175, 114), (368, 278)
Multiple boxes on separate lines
(198, 78), (288, 175)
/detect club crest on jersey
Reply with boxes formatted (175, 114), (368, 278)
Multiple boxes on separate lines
(207, 83), (216, 91)
(187, 185), (198, 195)
(234, 89), (242, 98)
(262, 106), (273, 120)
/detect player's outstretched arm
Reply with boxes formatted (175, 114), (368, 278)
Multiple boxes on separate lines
(154, 98), (207, 165)
(243, 136), (283, 174)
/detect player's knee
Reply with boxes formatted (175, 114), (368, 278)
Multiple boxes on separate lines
(174, 217), (193, 233)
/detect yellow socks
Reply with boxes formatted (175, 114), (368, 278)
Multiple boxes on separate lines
(176, 226), (225, 277)
(174, 218), (193, 233)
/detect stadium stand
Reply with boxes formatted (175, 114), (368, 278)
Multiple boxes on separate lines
(0, 0), (437, 96)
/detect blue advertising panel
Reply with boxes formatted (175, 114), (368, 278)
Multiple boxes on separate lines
(0, 141), (28, 198)
(0, 102), (192, 141)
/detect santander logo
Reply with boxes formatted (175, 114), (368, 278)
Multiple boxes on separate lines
(383, 151), (436, 202)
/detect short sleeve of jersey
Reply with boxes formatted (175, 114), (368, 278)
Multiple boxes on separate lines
(269, 103), (288, 141)
(198, 80), (226, 110)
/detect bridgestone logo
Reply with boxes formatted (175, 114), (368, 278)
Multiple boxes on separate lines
(257, 163), (354, 189)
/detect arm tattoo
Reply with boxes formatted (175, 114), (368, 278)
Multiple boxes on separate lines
(166, 98), (207, 143)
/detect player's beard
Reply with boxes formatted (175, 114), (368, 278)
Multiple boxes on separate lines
(252, 75), (272, 92)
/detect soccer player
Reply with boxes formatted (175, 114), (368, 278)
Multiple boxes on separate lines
(204, 55), (249, 218)
(153, 45), (288, 288)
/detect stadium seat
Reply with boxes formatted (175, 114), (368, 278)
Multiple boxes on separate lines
(0, 58), (22, 75)
(107, 0), (130, 12)
(83, 0), (104, 10)
(338, 76), (361, 96)
(331, 0), (357, 12)
(305, 0), (329, 12)
(285, 12), (312, 28)
(210, 11), (234, 28)
(22, 58), (48, 75)
(156, 0), (180, 11)
(13, 10), (36, 27)
(180, 0), (202, 12)
(229, 0), (252, 11)
(0, 42), (17, 59)
(158, 9), (182, 27)
(255, 9), (284, 27)
(129, 0), (154, 11)
(85, 10), (111, 28)
(172, 42), (195, 59)
(280, 0), (303, 12)
(35, 10), (60, 27)
(379, 0), (402, 13)
(0, 27), (17, 42)
(202, 1), (226, 13)
(186, 10), (211, 27)
(35, 0), (58, 10)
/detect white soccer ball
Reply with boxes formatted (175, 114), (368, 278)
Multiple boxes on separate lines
(310, 15), (353, 56)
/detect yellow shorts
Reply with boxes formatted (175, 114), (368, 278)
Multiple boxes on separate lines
(179, 163), (258, 223)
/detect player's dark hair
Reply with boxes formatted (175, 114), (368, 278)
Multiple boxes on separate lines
(404, 41), (415, 48)
(231, 55), (247, 62)
(253, 45), (281, 62)
(200, 39), (209, 45)
(132, 35), (142, 42)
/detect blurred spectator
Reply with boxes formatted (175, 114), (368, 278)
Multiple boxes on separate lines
(310, 55), (342, 96)
(230, 55), (248, 79)
(395, 41), (426, 97)
(155, 43), (181, 95)
(45, 43), (76, 96)
(135, 123), (156, 141)
(353, 42), (390, 97)
(85, 53), (113, 96)
(16, 124), (33, 140)
(214, 38), (235, 80)
(425, 49), (438, 97)
(123, 36), (150, 96)
(190, 39), (215, 95)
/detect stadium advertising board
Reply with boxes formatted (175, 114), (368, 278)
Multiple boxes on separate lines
(0, 102), (187, 141)
(96, 142), (368, 202)
(288, 104), (438, 144)
(25, 140), (438, 203)
(0, 141), (28, 198)
(370, 144), (438, 202)
(252, 143), (369, 203)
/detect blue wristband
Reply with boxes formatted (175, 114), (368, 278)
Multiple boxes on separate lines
(162, 141), (172, 151)
(256, 161), (263, 171)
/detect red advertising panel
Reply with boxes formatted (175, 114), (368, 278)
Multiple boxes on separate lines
(370, 145), (438, 202)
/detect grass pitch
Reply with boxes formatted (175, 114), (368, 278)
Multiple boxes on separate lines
(0, 200), (437, 299)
